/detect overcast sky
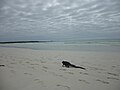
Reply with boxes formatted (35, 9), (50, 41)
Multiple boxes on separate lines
(0, 0), (120, 41)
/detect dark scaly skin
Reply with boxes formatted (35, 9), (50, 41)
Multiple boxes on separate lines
(62, 61), (86, 70)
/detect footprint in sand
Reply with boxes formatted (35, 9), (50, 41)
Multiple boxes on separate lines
(112, 65), (117, 68)
(66, 72), (74, 75)
(34, 79), (43, 83)
(59, 69), (67, 71)
(89, 67), (105, 71)
(40, 60), (46, 63)
(25, 61), (30, 64)
(42, 69), (47, 72)
(78, 79), (90, 84)
(30, 64), (39, 66)
(96, 79), (109, 84)
(56, 84), (71, 90)
(34, 79), (46, 87)
(10, 62), (16, 64)
(42, 66), (48, 72)
(58, 75), (64, 77)
(29, 66), (36, 70)
(48, 71), (66, 79)
(107, 77), (119, 80)
(42, 66), (48, 69)
(79, 72), (89, 75)
(24, 72), (32, 75)
(107, 72), (119, 77)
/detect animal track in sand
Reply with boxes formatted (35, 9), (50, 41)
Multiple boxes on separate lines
(47, 71), (67, 79)
(58, 74), (64, 77)
(34, 79), (43, 83)
(42, 66), (48, 69)
(96, 79), (109, 84)
(107, 77), (119, 80)
(25, 61), (30, 64)
(59, 69), (67, 71)
(112, 65), (117, 68)
(79, 72), (89, 75)
(34, 79), (46, 87)
(30, 64), (39, 66)
(78, 79), (90, 84)
(66, 72), (74, 75)
(29, 66), (36, 70)
(56, 84), (71, 90)
(107, 72), (119, 77)
(24, 72), (32, 75)
(40, 60), (46, 63)
(10, 62), (16, 64)
(89, 66), (105, 71)
(42, 69), (47, 72)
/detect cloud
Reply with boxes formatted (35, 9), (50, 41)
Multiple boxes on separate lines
(0, 0), (120, 40)
(42, 0), (60, 11)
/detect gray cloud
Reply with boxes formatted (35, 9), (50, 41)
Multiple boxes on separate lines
(0, 0), (120, 41)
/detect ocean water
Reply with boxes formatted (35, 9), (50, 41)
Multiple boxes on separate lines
(0, 39), (120, 52)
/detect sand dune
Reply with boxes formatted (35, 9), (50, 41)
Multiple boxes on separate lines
(0, 47), (120, 90)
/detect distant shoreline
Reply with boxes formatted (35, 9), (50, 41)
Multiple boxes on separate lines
(0, 40), (53, 44)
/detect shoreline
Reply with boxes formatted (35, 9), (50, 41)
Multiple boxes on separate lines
(0, 43), (120, 53)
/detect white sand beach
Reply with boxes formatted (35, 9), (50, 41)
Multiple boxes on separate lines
(0, 47), (120, 90)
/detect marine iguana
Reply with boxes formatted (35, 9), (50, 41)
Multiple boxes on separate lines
(62, 61), (86, 70)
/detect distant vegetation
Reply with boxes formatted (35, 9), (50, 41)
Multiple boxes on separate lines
(0, 40), (53, 44)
